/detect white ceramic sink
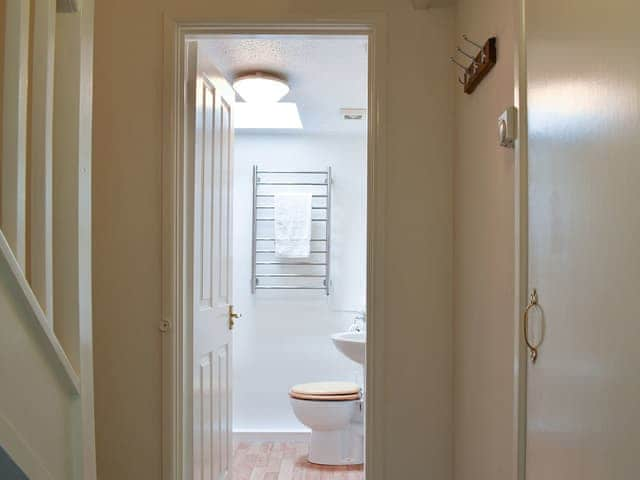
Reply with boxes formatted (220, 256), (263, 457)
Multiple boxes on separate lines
(331, 331), (366, 365)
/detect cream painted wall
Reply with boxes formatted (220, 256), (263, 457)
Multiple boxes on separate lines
(452, 1), (516, 480)
(92, 1), (454, 479)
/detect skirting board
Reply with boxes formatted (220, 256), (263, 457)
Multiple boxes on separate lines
(233, 431), (311, 443)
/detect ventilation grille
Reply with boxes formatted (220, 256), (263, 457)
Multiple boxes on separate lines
(340, 108), (367, 121)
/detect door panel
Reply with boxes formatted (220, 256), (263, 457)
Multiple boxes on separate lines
(201, 82), (215, 308)
(188, 40), (235, 480)
(525, 0), (640, 478)
(215, 345), (231, 476)
(217, 97), (232, 304)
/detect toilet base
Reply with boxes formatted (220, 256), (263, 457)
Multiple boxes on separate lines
(289, 391), (364, 467)
(307, 424), (363, 466)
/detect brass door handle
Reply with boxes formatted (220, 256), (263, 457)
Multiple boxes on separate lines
(228, 305), (241, 330)
(523, 289), (541, 363)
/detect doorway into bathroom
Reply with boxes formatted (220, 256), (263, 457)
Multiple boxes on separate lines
(221, 34), (368, 478)
(162, 21), (385, 480)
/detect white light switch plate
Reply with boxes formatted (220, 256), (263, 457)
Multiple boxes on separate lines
(498, 106), (517, 148)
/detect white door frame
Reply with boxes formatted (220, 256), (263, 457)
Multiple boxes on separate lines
(512, 0), (529, 478)
(161, 17), (388, 480)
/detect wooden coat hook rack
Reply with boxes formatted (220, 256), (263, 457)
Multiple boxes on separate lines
(450, 35), (497, 94)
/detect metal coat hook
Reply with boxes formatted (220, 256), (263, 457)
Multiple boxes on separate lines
(456, 47), (479, 65)
(450, 56), (468, 71)
(462, 34), (487, 62)
(452, 36), (497, 94)
(462, 34), (483, 50)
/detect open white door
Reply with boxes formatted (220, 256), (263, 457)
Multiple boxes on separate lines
(185, 40), (236, 480)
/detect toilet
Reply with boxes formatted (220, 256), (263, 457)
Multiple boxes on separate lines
(289, 381), (364, 466)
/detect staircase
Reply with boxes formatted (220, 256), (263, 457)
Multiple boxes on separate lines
(0, 1), (96, 478)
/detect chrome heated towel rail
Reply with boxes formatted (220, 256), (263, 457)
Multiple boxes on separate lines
(251, 166), (332, 295)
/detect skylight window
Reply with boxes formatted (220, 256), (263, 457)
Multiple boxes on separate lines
(234, 102), (303, 130)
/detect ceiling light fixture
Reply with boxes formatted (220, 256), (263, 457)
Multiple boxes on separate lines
(232, 72), (290, 103)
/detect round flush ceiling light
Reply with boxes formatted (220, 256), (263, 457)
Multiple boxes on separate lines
(232, 73), (290, 103)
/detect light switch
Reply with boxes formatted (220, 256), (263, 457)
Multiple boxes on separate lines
(498, 106), (517, 148)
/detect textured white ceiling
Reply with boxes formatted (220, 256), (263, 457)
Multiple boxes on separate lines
(200, 36), (368, 135)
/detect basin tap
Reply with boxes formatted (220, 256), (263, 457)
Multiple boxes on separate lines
(348, 311), (366, 333)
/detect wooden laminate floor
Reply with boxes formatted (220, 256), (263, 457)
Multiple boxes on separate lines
(233, 441), (364, 480)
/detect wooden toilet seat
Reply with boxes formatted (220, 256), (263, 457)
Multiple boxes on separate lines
(289, 381), (361, 401)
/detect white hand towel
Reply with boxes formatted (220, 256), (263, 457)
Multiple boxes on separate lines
(274, 193), (312, 258)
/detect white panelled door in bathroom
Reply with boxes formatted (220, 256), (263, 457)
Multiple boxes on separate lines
(186, 40), (236, 480)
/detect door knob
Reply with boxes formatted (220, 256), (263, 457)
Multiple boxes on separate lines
(228, 305), (241, 330)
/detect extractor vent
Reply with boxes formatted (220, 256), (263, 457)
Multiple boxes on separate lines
(340, 108), (367, 121)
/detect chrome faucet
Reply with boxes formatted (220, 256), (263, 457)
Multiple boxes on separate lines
(349, 311), (366, 333)
(333, 309), (367, 332)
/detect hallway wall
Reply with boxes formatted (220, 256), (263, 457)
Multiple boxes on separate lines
(92, 1), (455, 479)
(452, 0), (517, 479)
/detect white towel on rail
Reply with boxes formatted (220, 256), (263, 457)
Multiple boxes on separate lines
(274, 192), (312, 258)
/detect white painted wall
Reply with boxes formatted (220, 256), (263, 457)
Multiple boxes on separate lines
(232, 132), (367, 432)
